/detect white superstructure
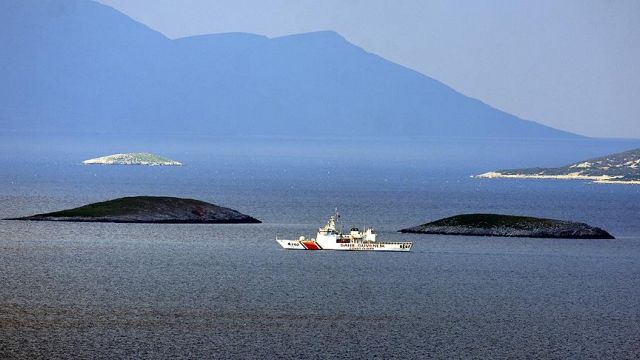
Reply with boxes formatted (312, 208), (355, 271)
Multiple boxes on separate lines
(276, 212), (412, 252)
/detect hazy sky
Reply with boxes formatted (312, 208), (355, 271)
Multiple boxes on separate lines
(98, 0), (639, 138)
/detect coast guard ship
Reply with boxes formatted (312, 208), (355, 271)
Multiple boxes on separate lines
(276, 211), (412, 252)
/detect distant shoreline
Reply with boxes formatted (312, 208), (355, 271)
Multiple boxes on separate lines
(476, 172), (640, 185)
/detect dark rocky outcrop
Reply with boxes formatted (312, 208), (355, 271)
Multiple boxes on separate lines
(5, 196), (261, 224)
(399, 214), (614, 239)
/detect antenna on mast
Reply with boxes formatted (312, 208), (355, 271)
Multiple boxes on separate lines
(335, 207), (343, 234)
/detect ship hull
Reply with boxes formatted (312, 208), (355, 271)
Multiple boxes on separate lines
(276, 239), (411, 252)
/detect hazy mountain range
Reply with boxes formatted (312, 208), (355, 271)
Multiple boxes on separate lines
(0, 0), (580, 139)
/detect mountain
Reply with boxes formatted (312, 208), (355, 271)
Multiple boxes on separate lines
(478, 148), (640, 184)
(0, 0), (579, 139)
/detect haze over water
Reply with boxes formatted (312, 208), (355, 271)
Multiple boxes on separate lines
(3, 1), (640, 358)
(2, 139), (639, 358)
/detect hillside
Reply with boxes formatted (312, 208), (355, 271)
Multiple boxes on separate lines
(478, 148), (640, 184)
(0, 0), (579, 139)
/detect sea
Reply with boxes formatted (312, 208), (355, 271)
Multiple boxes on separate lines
(1, 136), (639, 359)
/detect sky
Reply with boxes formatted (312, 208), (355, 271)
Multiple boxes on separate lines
(97, 0), (640, 138)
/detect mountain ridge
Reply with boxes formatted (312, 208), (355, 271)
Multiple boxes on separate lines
(0, 0), (581, 140)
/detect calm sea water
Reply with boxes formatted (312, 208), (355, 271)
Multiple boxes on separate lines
(1, 150), (640, 358)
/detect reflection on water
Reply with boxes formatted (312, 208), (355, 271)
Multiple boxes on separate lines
(1, 157), (639, 358)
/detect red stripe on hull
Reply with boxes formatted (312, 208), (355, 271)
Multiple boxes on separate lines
(301, 241), (321, 250)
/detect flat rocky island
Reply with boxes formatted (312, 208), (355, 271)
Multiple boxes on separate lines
(83, 153), (182, 166)
(399, 214), (614, 239)
(5, 196), (261, 224)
